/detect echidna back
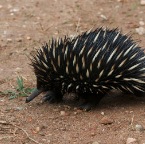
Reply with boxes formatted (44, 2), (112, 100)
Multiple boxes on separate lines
(32, 28), (145, 94)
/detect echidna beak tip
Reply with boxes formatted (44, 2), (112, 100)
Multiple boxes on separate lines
(25, 88), (44, 103)
(25, 97), (31, 103)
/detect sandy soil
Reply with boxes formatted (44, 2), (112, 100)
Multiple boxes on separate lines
(0, 0), (145, 144)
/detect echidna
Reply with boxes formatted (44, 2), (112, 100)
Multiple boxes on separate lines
(26, 27), (145, 111)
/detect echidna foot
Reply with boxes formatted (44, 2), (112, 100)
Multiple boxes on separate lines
(41, 91), (62, 103)
(77, 92), (105, 111)
(78, 102), (94, 111)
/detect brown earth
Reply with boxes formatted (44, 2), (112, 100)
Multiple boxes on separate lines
(0, 0), (145, 144)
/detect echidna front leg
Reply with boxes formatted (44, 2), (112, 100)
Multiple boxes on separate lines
(78, 92), (105, 111)
(41, 91), (63, 103)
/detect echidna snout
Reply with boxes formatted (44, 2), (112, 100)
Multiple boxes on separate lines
(26, 27), (145, 111)
(26, 88), (43, 103)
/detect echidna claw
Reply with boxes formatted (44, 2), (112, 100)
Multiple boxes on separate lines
(78, 102), (93, 111)
(41, 91), (62, 104)
(41, 91), (57, 104)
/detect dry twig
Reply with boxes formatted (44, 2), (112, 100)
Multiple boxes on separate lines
(11, 123), (41, 144)
(0, 136), (14, 140)
(0, 120), (41, 144)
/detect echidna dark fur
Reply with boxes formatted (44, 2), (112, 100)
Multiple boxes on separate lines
(26, 27), (145, 111)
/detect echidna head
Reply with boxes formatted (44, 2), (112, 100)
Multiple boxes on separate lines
(25, 88), (43, 103)
(25, 78), (48, 103)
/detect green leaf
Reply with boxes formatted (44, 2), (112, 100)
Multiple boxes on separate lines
(19, 93), (27, 97)
(0, 90), (16, 96)
(9, 93), (17, 99)
(1, 76), (35, 99)
(16, 76), (24, 91)
(24, 88), (36, 94)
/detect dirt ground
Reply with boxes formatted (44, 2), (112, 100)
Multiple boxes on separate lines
(1, 0), (145, 144)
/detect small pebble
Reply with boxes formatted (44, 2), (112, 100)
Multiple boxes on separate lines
(10, 13), (14, 16)
(126, 138), (137, 144)
(0, 120), (7, 124)
(10, 8), (19, 12)
(140, 0), (145, 5)
(74, 109), (82, 115)
(33, 127), (41, 133)
(60, 111), (66, 116)
(139, 21), (145, 26)
(0, 99), (4, 102)
(74, 112), (77, 115)
(15, 67), (22, 72)
(7, 38), (12, 42)
(48, 133), (52, 136)
(90, 133), (96, 136)
(100, 14), (107, 21)
(3, 30), (7, 35)
(101, 112), (105, 115)
(135, 27), (145, 35)
(135, 124), (144, 131)
(100, 116), (113, 125)
(26, 36), (31, 40)
(60, 127), (66, 131)
(0, 5), (3, 9)
(16, 38), (22, 42)
(15, 67), (22, 71)
(35, 127), (40, 132)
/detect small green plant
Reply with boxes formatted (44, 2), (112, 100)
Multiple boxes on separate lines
(0, 76), (35, 99)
